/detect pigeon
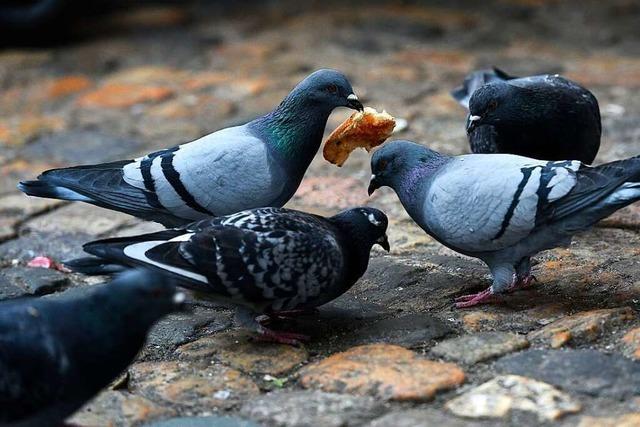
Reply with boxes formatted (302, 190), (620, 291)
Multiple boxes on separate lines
(18, 69), (364, 227)
(0, 269), (183, 427)
(369, 140), (640, 308)
(451, 68), (601, 164)
(65, 207), (389, 344)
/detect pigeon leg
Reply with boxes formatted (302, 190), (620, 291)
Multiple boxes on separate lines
(270, 307), (319, 320)
(253, 327), (310, 346)
(507, 257), (537, 291)
(455, 264), (516, 308)
(509, 274), (537, 291)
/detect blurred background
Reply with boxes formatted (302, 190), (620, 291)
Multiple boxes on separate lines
(1, 0), (640, 242)
(1, 0), (640, 195)
(1, 3), (640, 425)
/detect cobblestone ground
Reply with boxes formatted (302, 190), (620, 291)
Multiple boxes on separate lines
(1, 1), (640, 426)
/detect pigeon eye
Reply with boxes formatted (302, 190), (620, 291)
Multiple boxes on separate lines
(487, 100), (498, 112)
(326, 84), (338, 94)
(379, 159), (388, 169)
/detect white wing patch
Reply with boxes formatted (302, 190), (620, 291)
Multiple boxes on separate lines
(123, 239), (208, 284)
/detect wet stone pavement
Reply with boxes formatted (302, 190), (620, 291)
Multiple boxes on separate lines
(1, 0), (640, 425)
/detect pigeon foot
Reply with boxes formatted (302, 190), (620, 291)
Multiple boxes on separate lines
(269, 308), (319, 320)
(454, 287), (496, 308)
(506, 274), (537, 293)
(255, 326), (309, 346)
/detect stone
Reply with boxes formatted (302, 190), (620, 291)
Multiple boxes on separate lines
(577, 413), (640, 427)
(348, 313), (453, 347)
(462, 311), (501, 332)
(67, 390), (174, 427)
(47, 75), (92, 98)
(240, 390), (385, 427)
(0, 193), (63, 217)
(528, 307), (635, 348)
(0, 231), (93, 264)
(495, 349), (640, 398)
(145, 416), (259, 427)
(128, 360), (259, 411)
(431, 332), (529, 364)
(0, 215), (19, 242)
(0, 266), (68, 299)
(367, 409), (502, 427)
(299, 344), (465, 401)
(142, 306), (232, 358)
(78, 83), (174, 109)
(176, 330), (308, 375)
(445, 375), (581, 421)
(621, 328), (640, 360)
(21, 203), (133, 236)
(20, 130), (144, 164)
(291, 176), (370, 210)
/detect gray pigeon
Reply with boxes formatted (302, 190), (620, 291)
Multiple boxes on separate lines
(452, 67), (601, 164)
(0, 269), (183, 427)
(18, 69), (364, 227)
(65, 207), (390, 344)
(369, 140), (640, 307)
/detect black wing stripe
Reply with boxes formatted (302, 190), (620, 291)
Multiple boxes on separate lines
(160, 152), (212, 215)
(493, 166), (536, 241)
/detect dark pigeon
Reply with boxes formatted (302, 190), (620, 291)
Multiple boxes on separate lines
(0, 269), (183, 427)
(452, 68), (601, 164)
(65, 207), (390, 344)
(369, 140), (640, 307)
(18, 69), (364, 227)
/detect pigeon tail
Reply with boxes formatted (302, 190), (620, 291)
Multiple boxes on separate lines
(451, 67), (515, 109)
(18, 161), (183, 227)
(558, 156), (640, 232)
(63, 256), (129, 275)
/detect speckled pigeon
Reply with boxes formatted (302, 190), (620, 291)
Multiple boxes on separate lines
(0, 269), (183, 427)
(65, 207), (389, 344)
(451, 68), (601, 164)
(18, 69), (364, 227)
(369, 140), (640, 307)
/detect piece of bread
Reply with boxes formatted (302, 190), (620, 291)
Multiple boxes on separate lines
(323, 107), (396, 167)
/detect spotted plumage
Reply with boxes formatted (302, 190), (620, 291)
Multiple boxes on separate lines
(370, 140), (640, 307)
(18, 70), (363, 227)
(65, 207), (389, 343)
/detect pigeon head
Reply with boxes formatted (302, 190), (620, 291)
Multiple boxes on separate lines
(291, 69), (363, 113)
(467, 82), (516, 132)
(254, 69), (362, 167)
(369, 140), (445, 196)
(100, 269), (185, 329)
(331, 207), (390, 252)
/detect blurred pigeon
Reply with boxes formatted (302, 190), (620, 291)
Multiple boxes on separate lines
(0, 269), (183, 427)
(65, 207), (389, 344)
(369, 140), (640, 307)
(18, 69), (364, 227)
(451, 68), (601, 164)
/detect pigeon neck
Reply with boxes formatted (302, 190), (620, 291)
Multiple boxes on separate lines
(331, 224), (373, 281)
(396, 155), (448, 216)
(254, 93), (331, 169)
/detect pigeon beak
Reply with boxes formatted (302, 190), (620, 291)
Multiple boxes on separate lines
(368, 174), (380, 196)
(346, 94), (364, 112)
(467, 115), (482, 133)
(377, 234), (390, 252)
